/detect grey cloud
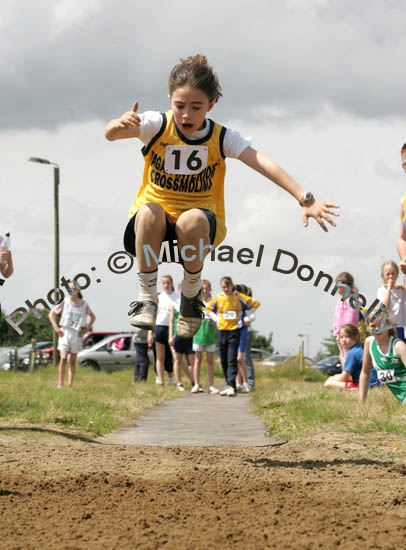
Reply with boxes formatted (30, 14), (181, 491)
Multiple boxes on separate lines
(0, 0), (405, 131)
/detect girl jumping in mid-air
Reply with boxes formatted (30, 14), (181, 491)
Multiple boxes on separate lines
(105, 54), (339, 338)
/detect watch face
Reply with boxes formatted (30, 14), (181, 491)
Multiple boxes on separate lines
(304, 192), (313, 201)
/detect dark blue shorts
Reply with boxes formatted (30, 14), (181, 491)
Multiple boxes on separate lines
(396, 327), (406, 343)
(154, 325), (169, 345)
(123, 207), (217, 265)
(174, 335), (194, 355)
(238, 326), (248, 353)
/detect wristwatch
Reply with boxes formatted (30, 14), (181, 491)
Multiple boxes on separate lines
(299, 192), (315, 207)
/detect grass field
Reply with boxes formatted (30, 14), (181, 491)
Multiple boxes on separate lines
(252, 360), (406, 447)
(1, 360), (406, 449)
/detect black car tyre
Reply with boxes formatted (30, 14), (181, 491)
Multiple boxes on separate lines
(83, 360), (100, 371)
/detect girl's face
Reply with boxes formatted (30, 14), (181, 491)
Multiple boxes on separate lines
(383, 266), (398, 285)
(69, 283), (79, 296)
(202, 282), (211, 294)
(336, 279), (350, 296)
(339, 330), (356, 350)
(170, 85), (215, 135)
(221, 280), (233, 296)
(162, 277), (173, 293)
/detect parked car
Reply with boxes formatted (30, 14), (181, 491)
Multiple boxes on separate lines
(310, 355), (341, 376)
(40, 331), (122, 364)
(250, 348), (272, 362)
(77, 333), (154, 373)
(17, 341), (53, 370)
(262, 354), (291, 367)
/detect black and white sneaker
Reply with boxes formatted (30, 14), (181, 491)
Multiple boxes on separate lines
(128, 300), (158, 330)
(176, 290), (204, 339)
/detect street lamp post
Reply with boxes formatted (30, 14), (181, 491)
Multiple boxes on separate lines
(298, 333), (310, 357)
(28, 157), (60, 366)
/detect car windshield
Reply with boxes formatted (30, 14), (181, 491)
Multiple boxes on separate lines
(18, 344), (33, 353)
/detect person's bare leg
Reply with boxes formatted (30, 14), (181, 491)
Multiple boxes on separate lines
(182, 356), (193, 384)
(68, 353), (77, 387)
(324, 378), (346, 389)
(238, 352), (248, 384)
(206, 352), (215, 387)
(155, 342), (165, 384)
(174, 353), (183, 384)
(58, 352), (68, 386)
(176, 209), (210, 275)
(194, 351), (203, 386)
(135, 203), (166, 274)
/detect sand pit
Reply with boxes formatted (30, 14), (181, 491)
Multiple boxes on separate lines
(1, 431), (406, 549)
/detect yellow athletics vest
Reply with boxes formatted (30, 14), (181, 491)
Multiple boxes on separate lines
(128, 110), (227, 247)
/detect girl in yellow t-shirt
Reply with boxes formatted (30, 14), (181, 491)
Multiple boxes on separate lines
(206, 277), (260, 396)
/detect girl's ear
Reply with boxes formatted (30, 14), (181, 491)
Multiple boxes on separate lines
(207, 99), (216, 112)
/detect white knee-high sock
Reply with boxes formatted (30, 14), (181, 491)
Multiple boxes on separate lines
(181, 267), (202, 298)
(137, 270), (158, 302)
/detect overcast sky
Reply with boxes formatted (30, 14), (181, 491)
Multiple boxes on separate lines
(1, 0), (405, 356)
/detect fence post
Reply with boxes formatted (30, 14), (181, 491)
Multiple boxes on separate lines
(29, 338), (37, 374)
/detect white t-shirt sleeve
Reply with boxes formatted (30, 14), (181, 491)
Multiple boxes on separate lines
(138, 111), (164, 146)
(377, 286), (386, 302)
(223, 128), (252, 159)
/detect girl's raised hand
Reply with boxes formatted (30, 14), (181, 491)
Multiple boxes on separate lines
(117, 101), (140, 129)
(301, 200), (339, 232)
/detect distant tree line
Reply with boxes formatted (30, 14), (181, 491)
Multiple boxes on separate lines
(0, 309), (53, 346)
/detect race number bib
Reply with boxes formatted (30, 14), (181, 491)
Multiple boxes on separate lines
(164, 145), (208, 175)
(223, 310), (237, 320)
(377, 369), (395, 384)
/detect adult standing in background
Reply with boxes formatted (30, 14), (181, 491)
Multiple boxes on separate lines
(154, 275), (178, 386)
(397, 143), (406, 273)
(244, 287), (257, 389)
(133, 328), (153, 382)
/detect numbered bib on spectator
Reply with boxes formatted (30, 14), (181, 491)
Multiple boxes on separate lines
(377, 369), (395, 384)
(164, 145), (208, 175)
(223, 310), (237, 320)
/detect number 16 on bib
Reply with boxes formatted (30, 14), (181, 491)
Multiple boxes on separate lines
(164, 145), (208, 175)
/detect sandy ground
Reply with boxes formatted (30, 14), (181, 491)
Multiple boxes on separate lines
(1, 430), (406, 550)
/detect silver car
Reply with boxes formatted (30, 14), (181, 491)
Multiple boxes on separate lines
(77, 333), (154, 373)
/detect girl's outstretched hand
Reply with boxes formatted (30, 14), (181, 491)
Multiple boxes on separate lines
(301, 200), (339, 232)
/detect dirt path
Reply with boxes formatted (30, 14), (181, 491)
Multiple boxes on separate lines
(1, 430), (406, 549)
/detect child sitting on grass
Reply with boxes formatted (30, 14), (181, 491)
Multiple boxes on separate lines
(324, 324), (378, 390)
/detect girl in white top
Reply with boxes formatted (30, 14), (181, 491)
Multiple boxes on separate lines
(154, 275), (179, 385)
(49, 281), (95, 388)
(377, 260), (406, 342)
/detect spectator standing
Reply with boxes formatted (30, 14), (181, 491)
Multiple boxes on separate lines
(377, 260), (406, 342)
(133, 328), (152, 382)
(333, 272), (360, 369)
(192, 279), (219, 394)
(49, 281), (95, 388)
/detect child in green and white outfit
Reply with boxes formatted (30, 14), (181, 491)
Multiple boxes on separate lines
(359, 312), (406, 404)
(192, 279), (219, 394)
